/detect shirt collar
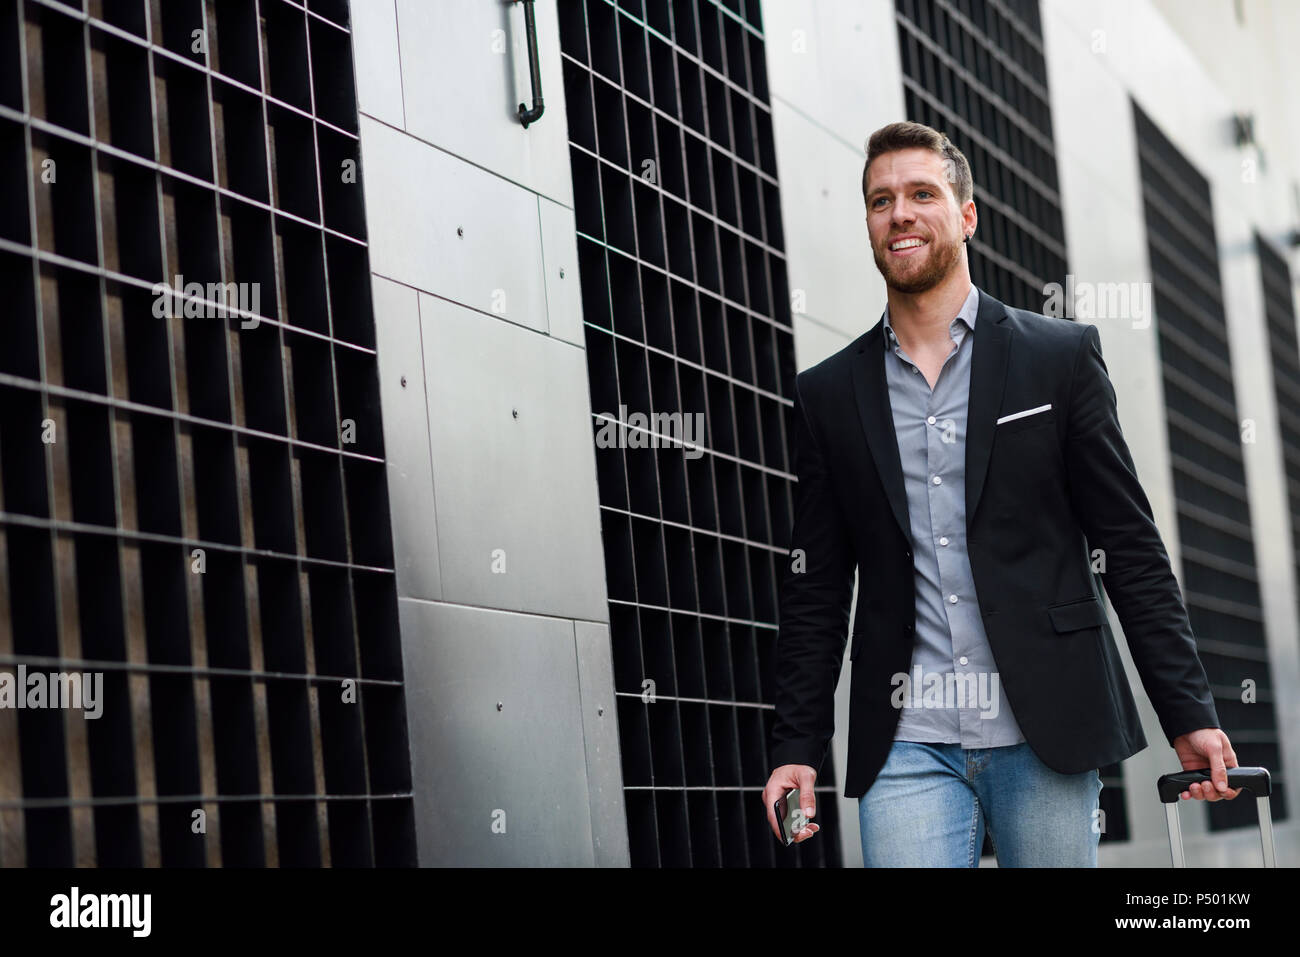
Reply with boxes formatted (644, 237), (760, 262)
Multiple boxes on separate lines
(883, 283), (980, 348)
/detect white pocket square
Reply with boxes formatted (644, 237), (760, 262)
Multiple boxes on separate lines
(996, 403), (1052, 425)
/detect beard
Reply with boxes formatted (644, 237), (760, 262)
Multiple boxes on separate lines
(873, 231), (964, 294)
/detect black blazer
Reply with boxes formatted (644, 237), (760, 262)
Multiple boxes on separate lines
(769, 287), (1221, 799)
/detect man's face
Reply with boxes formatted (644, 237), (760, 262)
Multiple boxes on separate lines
(864, 147), (970, 294)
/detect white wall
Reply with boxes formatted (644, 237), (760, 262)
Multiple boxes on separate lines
(348, 0), (626, 866)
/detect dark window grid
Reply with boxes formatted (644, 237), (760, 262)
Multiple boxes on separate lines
(898, 10), (1053, 157)
(600, 505), (790, 595)
(1274, 370), (1300, 416)
(582, 192), (790, 343)
(899, 44), (1054, 191)
(588, 324), (794, 531)
(1156, 312), (1240, 408)
(984, 0), (1045, 57)
(0, 226), (375, 355)
(703, 0), (762, 42)
(1166, 456), (1252, 523)
(1139, 194), (1220, 282)
(285, 0), (381, 738)
(1184, 595), (1266, 649)
(1139, 188), (1225, 288)
(964, 225), (1053, 298)
(1135, 150), (1217, 232)
(0, 650), (402, 708)
(603, 0), (768, 98)
(576, 228), (792, 353)
(943, 0), (1049, 99)
(25, 0), (361, 143)
(591, 7), (779, 180)
(1162, 368), (1244, 441)
(1136, 99), (1284, 830)
(1258, 232), (1300, 630)
(3, 103), (366, 255)
(0, 331), (385, 471)
(576, 188), (787, 372)
(6, 80), (375, 409)
(569, 70), (780, 250)
(0, 528), (407, 867)
(1192, 638), (1270, 669)
(969, 183), (1067, 265)
(1, 0), (407, 865)
(597, 480), (777, 622)
(584, 2), (773, 125)
(1136, 168), (1215, 256)
(1168, 503), (1254, 573)
(1166, 416), (1246, 486)
(1152, 295), (1234, 383)
(1146, 249), (1229, 346)
(901, 76), (1061, 220)
(568, 63), (778, 217)
(572, 0), (830, 866)
(586, 340), (791, 477)
(272, 0), (352, 34)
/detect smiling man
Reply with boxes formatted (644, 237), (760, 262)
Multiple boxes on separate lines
(762, 120), (1240, 867)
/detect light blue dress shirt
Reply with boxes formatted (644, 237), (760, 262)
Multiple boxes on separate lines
(881, 284), (1026, 747)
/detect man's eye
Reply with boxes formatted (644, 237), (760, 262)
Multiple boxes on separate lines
(916, 190), (932, 199)
(872, 197), (888, 207)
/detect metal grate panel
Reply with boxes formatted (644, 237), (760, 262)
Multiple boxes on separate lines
(0, 0), (415, 866)
(559, 0), (840, 866)
(1133, 100), (1286, 831)
(1257, 233), (1300, 655)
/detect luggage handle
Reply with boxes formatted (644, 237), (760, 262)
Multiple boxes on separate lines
(1157, 766), (1271, 803)
(1156, 766), (1275, 868)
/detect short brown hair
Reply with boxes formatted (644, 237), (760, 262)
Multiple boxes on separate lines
(862, 121), (974, 208)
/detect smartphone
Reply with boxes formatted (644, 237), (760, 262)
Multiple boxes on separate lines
(774, 787), (810, 846)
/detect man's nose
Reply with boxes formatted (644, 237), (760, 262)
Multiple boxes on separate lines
(890, 198), (915, 226)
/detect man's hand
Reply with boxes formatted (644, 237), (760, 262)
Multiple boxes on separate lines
(763, 764), (820, 843)
(1172, 728), (1241, 801)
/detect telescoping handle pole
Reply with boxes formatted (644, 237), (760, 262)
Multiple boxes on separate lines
(1156, 766), (1275, 867)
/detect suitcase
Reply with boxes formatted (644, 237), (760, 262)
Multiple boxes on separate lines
(1156, 766), (1275, 867)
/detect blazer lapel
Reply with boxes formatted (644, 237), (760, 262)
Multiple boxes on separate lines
(964, 289), (1012, 525)
(851, 319), (910, 542)
(849, 287), (1012, 544)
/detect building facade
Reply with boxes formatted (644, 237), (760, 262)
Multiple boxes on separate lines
(0, 0), (1296, 867)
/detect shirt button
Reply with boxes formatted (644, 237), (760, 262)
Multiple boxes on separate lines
(959, 656), (968, 666)
(932, 476), (942, 485)
(912, 367), (920, 374)
(948, 594), (958, 603)
(927, 415), (936, 425)
(939, 536), (949, 546)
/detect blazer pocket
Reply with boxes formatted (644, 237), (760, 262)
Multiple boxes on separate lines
(995, 407), (1057, 436)
(996, 402), (1052, 425)
(1047, 596), (1108, 633)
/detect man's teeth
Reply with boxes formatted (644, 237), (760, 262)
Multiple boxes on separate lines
(890, 238), (927, 250)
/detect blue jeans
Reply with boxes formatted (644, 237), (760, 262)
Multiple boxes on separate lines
(858, 741), (1103, 867)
